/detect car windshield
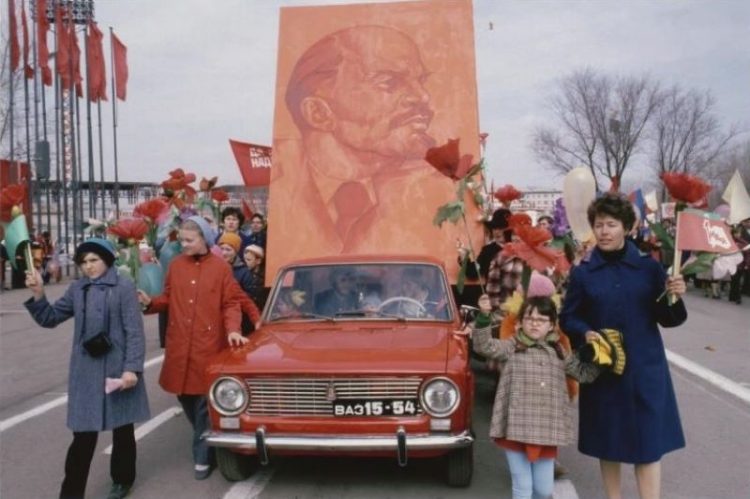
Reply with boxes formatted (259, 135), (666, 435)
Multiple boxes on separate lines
(267, 263), (453, 322)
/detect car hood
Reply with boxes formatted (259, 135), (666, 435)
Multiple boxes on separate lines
(215, 324), (451, 374)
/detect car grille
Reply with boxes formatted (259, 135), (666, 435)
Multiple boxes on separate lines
(244, 377), (423, 416)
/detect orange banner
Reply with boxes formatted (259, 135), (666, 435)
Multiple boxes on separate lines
(229, 139), (272, 187)
(266, 0), (483, 283)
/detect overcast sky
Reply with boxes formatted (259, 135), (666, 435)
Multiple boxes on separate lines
(92, 0), (749, 189)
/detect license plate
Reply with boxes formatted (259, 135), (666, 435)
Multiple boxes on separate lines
(333, 399), (419, 417)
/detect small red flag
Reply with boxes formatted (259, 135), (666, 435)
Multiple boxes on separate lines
(675, 209), (739, 254)
(37, 0), (52, 86)
(111, 31), (129, 101)
(229, 139), (272, 187)
(55, 5), (71, 90)
(21, 1), (33, 78)
(87, 21), (107, 102)
(9, 0), (20, 71)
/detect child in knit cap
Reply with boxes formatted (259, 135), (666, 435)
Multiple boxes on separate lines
(458, 293), (599, 499)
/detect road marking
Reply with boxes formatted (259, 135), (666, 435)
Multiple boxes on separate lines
(103, 406), (183, 455)
(0, 354), (164, 433)
(666, 349), (750, 405)
(223, 468), (275, 499)
(554, 478), (579, 499)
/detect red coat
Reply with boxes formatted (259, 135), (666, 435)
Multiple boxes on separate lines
(147, 252), (241, 395)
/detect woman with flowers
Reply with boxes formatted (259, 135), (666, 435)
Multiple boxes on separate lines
(560, 192), (687, 499)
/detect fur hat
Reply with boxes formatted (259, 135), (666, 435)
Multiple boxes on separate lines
(485, 208), (511, 230)
(217, 232), (241, 253)
(75, 238), (117, 267)
(244, 244), (264, 258)
(186, 215), (216, 247)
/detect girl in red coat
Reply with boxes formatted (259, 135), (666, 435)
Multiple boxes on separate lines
(138, 216), (247, 480)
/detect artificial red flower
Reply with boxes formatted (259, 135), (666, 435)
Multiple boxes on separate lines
(508, 213), (532, 231)
(516, 224), (552, 247)
(133, 197), (170, 222)
(161, 168), (197, 203)
(661, 172), (711, 204)
(501, 234), (569, 274)
(0, 183), (27, 221)
(108, 218), (149, 245)
(211, 188), (229, 203)
(199, 176), (218, 192)
(494, 184), (523, 205)
(424, 138), (475, 181)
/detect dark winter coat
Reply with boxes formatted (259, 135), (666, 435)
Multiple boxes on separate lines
(146, 252), (241, 395)
(560, 241), (687, 463)
(25, 267), (150, 432)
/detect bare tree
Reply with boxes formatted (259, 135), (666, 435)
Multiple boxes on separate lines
(651, 85), (739, 180)
(532, 68), (662, 190)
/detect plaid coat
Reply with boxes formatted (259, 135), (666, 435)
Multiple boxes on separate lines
(472, 323), (598, 445)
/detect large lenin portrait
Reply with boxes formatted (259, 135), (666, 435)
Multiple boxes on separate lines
(267, 0), (483, 282)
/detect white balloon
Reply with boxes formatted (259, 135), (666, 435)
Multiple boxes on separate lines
(563, 167), (597, 242)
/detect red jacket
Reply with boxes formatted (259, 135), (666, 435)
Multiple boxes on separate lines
(147, 252), (241, 394)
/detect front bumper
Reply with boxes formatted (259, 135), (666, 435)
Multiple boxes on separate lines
(203, 427), (473, 466)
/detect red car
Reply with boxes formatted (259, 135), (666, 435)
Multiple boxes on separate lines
(203, 255), (475, 486)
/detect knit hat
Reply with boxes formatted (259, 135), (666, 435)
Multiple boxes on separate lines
(217, 232), (241, 253)
(244, 244), (264, 259)
(526, 272), (556, 298)
(75, 238), (117, 267)
(186, 215), (216, 247)
(579, 328), (626, 375)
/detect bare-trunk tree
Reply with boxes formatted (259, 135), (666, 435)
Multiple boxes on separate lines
(532, 68), (662, 191)
(651, 85), (739, 179)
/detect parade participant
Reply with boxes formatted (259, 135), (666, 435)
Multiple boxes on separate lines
(314, 267), (359, 316)
(24, 237), (150, 499)
(461, 294), (599, 499)
(219, 232), (262, 335)
(246, 213), (267, 249)
(137, 216), (247, 480)
(243, 244), (266, 309)
(216, 206), (251, 253)
(560, 192), (687, 499)
(461, 208), (512, 282)
(536, 214), (553, 232)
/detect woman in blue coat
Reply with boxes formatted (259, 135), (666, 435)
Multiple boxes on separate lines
(25, 238), (150, 499)
(560, 193), (687, 499)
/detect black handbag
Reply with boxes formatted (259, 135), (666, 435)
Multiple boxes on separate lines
(80, 286), (112, 358)
(82, 332), (112, 357)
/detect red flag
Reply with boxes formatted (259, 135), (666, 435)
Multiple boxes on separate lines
(111, 31), (129, 101)
(70, 24), (83, 97)
(21, 1), (33, 78)
(675, 209), (739, 254)
(229, 139), (272, 187)
(55, 4), (71, 90)
(9, 0), (20, 71)
(37, 0), (52, 86)
(86, 22), (107, 101)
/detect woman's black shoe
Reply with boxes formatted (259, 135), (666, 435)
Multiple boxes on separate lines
(106, 483), (132, 499)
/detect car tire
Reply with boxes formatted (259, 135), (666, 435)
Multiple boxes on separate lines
(216, 448), (257, 481)
(446, 444), (473, 487)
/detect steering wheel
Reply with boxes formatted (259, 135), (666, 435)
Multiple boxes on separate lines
(377, 296), (426, 316)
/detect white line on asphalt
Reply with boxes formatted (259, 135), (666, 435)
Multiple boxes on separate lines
(666, 349), (750, 405)
(554, 478), (580, 499)
(223, 468), (275, 499)
(103, 406), (183, 455)
(0, 354), (164, 433)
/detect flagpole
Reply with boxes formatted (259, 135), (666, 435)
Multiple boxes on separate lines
(109, 26), (120, 217)
(84, 20), (96, 218)
(52, 22), (66, 274)
(97, 100), (105, 219)
(24, 48), (34, 235)
(670, 210), (682, 305)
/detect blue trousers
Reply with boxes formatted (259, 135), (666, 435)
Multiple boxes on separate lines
(177, 394), (214, 466)
(504, 449), (555, 499)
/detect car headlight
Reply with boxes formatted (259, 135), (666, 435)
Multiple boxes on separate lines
(420, 377), (459, 417)
(209, 376), (248, 416)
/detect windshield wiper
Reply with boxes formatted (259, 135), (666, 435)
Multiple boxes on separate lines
(332, 310), (408, 321)
(271, 312), (335, 322)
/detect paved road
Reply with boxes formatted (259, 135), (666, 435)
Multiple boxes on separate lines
(1, 283), (748, 498)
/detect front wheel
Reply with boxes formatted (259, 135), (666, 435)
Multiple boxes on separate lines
(445, 444), (473, 487)
(216, 448), (258, 481)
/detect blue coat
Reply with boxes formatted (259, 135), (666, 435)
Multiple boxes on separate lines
(560, 241), (687, 463)
(25, 267), (151, 432)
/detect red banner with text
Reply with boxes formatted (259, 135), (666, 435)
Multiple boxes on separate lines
(229, 139), (272, 187)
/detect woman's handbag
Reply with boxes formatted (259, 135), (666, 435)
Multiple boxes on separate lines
(82, 332), (112, 357)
